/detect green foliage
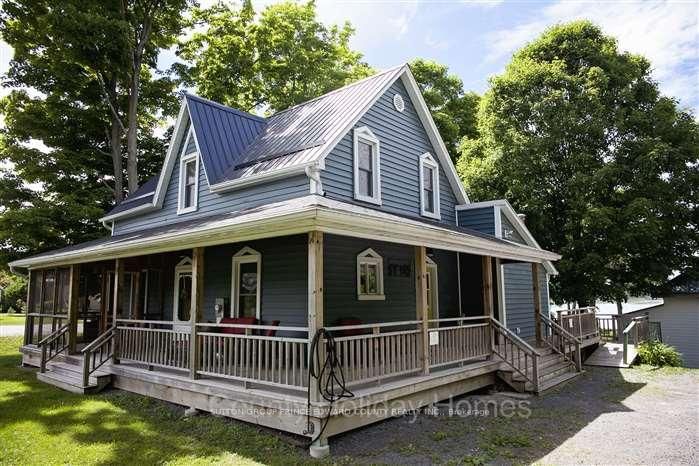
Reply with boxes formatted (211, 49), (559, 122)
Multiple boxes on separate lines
(177, 0), (373, 113)
(0, 271), (26, 312)
(410, 58), (479, 160)
(459, 20), (699, 304)
(637, 340), (683, 367)
(0, 0), (189, 266)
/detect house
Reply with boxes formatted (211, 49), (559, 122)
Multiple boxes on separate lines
(9, 65), (596, 457)
(621, 275), (698, 368)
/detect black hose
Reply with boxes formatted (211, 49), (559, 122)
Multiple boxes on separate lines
(304, 328), (354, 443)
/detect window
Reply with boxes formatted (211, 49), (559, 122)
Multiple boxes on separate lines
(353, 126), (381, 205)
(231, 247), (261, 318)
(177, 130), (199, 214)
(173, 258), (193, 325)
(356, 248), (385, 300)
(419, 153), (440, 219)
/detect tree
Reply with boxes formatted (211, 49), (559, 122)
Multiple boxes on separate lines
(458, 21), (698, 306)
(409, 59), (479, 160)
(176, 0), (372, 113)
(0, 270), (26, 313)
(0, 0), (188, 267)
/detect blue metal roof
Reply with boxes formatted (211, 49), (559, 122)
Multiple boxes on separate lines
(104, 176), (158, 216)
(185, 93), (267, 184)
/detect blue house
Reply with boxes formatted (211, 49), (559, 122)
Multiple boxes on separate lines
(10, 65), (596, 457)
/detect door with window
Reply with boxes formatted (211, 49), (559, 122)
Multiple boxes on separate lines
(231, 247), (261, 319)
(173, 258), (193, 332)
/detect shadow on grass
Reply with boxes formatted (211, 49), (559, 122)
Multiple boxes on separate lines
(329, 365), (648, 465)
(0, 340), (306, 466)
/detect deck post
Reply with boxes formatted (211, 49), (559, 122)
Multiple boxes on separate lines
(481, 256), (493, 317)
(24, 270), (33, 346)
(67, 264), (80, 354)
(112, 259), (123, 363)
(531, 263), (542, 345)
(190, 247), (205, 380)
(415, 246), (429, 375)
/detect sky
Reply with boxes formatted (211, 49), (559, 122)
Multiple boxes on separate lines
(1, 0), (698, 115)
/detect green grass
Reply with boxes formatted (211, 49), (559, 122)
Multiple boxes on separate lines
(0, 336), (309, 465)
(0, 313), (25, 326)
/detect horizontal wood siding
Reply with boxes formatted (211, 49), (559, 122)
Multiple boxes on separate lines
(324, 234), (416, 325)
(503, 263), (549, 339)
(321, 80), (458, 225)
(113, 124), (309, 236)
(201, 235), (308, 328)
(457, 207), (495, 235)
(431, 249), (460, 319)
(647, 297), (699, 368)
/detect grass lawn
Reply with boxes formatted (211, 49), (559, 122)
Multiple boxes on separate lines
(0, 336), (310, 466)
(0, 313), (25, 326)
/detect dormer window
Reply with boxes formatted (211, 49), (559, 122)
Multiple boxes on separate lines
(353, 126), (381, 205)
(177, 130), (199, 215)
(420, 153), (440, 219)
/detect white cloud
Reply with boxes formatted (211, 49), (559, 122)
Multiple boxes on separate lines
(485, 0), (699, 114)
(461, 0), (504, 7)
(425, 32), (449, 50)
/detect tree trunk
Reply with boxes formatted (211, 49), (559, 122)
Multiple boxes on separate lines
(616, 300), (623, 316)
(110, 119), (123, 203)
(126, 66), (140, 195)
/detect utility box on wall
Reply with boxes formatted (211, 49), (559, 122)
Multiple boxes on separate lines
(214, 298), (228, 322)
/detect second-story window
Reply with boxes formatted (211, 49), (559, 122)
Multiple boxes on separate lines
(178, 131), (199, 214)
(420, 153), (440, 219)
(353, 126), (381, 205)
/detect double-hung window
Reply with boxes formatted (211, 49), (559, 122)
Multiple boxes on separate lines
(353, 126), (381, 204)
(231, 247), (262, 318)
(419, 153), (440, 219)
(177, 130), (199, 214)
(356, 248), (385, 300)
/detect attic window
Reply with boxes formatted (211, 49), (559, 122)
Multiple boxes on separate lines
(353, 126), (381, 205)
(420, 153), (440, 219)
(393, 94), (405, 112)
(177, 130), (199, 215)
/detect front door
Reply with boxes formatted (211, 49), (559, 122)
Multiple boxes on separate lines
(426, 258), (439, 327)
(173, 258), (193, 333)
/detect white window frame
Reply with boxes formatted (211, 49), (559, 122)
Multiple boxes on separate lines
(177, 130), (199, 215)
(419, 152), (440, 219)
(426, 256), (439, 322)
(172, 257), (193, 332)
(356, 248), (385, 301)
(353, 126), (381, 205)
(231, 246), (262, 318)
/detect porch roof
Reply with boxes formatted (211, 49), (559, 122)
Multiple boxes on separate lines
(9, 195), (561, 270)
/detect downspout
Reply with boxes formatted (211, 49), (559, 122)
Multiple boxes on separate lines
(305, 164), (325, 196)
(101, 219), (114, 235)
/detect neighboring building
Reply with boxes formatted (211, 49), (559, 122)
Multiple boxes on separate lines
(625, 275), (699, 368)
(9, 65), (590, 457)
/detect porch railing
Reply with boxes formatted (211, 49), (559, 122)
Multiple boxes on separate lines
(623, 316), (650, 365)
(490, 318), (540, 391)
(595, 314), (620, 341)
(325, 320), (423, 387)
(555, 307), (598, 341)
(427, 316), (492, 369)
(38, 323), (70, 373)
(540, 313), (581, 371)
(196, 322), (309, 390)
(25, 313), (69, 346)
(116, 319), (191, 371)
(81, 327), (115, 387)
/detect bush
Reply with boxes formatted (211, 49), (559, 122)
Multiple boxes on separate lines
(637, 340), (683, 367)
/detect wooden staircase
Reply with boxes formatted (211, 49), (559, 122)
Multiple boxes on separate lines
(36, 356), (112, 394)
(497, 346), (581, 394)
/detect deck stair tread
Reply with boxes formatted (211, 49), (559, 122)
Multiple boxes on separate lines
(495, 343), (581, 394)
(35, 361), (112, 394)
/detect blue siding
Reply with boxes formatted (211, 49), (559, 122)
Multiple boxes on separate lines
(457, 207), (495, 235)
(431, 248), (460, 318)
(113, 133), (309, 235)
(501, 212), (526, 244)
(503, 263), (549, 339)
(321, 80), (458, 225)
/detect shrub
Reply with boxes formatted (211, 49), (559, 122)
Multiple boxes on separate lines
(637, 340), (683, 367)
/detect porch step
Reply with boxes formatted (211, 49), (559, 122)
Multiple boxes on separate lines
(36, 362), (111, 394)
(535, 371), (581, 395)
(496, 351), (580, 394)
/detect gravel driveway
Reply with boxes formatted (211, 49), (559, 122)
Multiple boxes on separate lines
(329, 365), (699, 465)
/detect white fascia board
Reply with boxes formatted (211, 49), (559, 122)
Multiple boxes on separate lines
(100, 203), (157, 223)
(400, 68), (469, 205)
(154, 100), (191, 209)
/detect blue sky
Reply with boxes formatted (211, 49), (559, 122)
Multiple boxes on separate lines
(1, 0), (698, 116)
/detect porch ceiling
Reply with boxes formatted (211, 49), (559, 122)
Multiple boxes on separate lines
(9, 195), (560, 270)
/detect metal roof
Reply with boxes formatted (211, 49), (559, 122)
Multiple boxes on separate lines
(104, 176), (157, 216)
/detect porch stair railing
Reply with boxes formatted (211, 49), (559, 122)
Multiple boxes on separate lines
(38, 323), (70, 373)
(540, 313), (582, 371)
(490, 317), (540, 392)
(81, 327), (116, 388)
(622, 316), (649, 365)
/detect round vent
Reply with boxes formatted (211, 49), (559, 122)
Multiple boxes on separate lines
(393, 93), (405, 112)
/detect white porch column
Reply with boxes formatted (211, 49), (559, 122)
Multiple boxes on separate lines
(189, 247), (205, 379)
(415, 246), (429, 375)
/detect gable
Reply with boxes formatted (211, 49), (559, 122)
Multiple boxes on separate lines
(320, 79), (459, 225)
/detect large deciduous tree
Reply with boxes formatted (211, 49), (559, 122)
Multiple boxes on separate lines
(0, 0), (189, 267)
(176, 0), (372, 113)
(458, 21), (698, 306)
(409, 59), (479, 160)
